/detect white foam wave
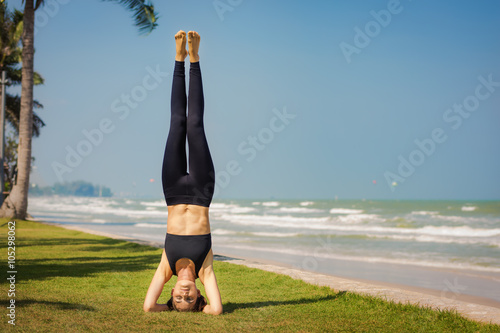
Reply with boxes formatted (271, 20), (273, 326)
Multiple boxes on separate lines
(218, 214), (330, 228)
(278, 207), (323, 213)
(252, 232), (300, 238)
(30, 216), (87, 223)
(134, 223), (166, 228)
(370, 234), (500, 247)
(217, 214), (500, 238)
(210, 203), (235, 209)
(91, 219), (107, 223)
(140, 200), (165, 207)
(431, 214), (499, 224)
(336, 214), (383, 224)
(262, 201), (280, 207)
(300, 201), (314, 206)
(210, 203), (256, 214)
(462, 206), (477, 212)
(329, 208), (364, 214)
(29, 196), (167, 219)
(212, 229), (237, 235)
(215, 244), (500, 273)
(414, 225), (500, 237)
(31, 212), (91, 219)
(212, 229), (299, 238)
(411, 211), (439, 215)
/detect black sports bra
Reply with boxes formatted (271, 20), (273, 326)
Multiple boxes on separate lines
(164, 233), (212, 278)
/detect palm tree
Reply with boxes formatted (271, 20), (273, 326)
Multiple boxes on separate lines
(1, 3), (46, 137)
(0, 1), (46, 207)
(0, 0), (158, 218)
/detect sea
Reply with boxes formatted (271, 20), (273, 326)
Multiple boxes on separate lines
(28, 196), (500, 303)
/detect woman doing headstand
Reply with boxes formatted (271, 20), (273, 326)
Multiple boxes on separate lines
(143, 30), (222, 315)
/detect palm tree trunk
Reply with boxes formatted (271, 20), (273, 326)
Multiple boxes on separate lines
(0, 0), (34, 219)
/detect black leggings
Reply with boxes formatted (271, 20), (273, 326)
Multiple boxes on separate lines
(162, 61), (215, 207)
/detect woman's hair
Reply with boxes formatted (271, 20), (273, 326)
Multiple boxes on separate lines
(166, 295), (207, 312)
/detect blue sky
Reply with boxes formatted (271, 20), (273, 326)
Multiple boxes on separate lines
(7, 0), (500, 200)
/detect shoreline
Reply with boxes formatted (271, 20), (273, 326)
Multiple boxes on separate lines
(37, 220), (500, 325)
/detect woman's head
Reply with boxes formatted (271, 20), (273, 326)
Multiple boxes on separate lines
(167, 279), (207, 312)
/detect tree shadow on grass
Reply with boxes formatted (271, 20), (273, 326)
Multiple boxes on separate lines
(0, 232), (165, 282)
(2, 299), (96, 311)
(222, 291), (347, 314)
(213, 254), (241, 261)
(15, 253), (161, 281)
(15, 237), (158, 252)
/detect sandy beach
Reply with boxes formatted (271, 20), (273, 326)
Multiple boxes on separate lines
(39, 220), (500, 325)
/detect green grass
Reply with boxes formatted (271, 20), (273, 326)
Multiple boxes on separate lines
(1, 219), (499, 332)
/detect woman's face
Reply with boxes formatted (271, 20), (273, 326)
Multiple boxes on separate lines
(171, 280), (200, 311)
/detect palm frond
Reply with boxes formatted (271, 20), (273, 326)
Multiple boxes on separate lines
(5, 68), (44, 86)
(102, 0), (159, 35)
(5, 94), (45, 137)
(12, 13), (23, 43)
(34, 0), (44, 11)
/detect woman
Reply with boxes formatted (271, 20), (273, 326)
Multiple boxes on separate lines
(143, 30), (222, 315)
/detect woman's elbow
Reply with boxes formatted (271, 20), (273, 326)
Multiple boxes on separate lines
(211, 305), (223, 315)
(143, 302), (153, 312)
(203, 304), (223, 315)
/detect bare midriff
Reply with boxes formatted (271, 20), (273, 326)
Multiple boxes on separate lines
(166, 204), (211, 235)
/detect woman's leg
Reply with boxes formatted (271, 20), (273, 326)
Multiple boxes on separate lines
(186, 31), (215, 206)
(162, 31), (188, 200)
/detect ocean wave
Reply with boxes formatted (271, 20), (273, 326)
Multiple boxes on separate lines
(251, 232), (301, 238)
(140, 200), (165, 207)
(134, 223), (166, 228)
(335, 214), (383, 224)
(212, 229), (299, 238)
(370, 234), (500, 247)
(212, 229), (238, 235)
(216, 214), (500, 237)
(214, 244), (500, 273)
(329, 208), (364, 214)
(217, 214), (330, 228)
(414, 225), (500, 237)
(29, 197), (167, 219)
(410, 211), (439, 215)
(210, 203), (256, 214)
(407, 212), (500, 225)
(278, 207), (323, 213)
(30, 212), (91, 219)
(462, 206), (477, 212)
(300, 201), (314, 206)
(262, 201), (280, 207)
(211, 203), (235, 209)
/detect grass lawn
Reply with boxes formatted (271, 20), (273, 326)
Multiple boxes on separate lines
(1, 218), (499, 332)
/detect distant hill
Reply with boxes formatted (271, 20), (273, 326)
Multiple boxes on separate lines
(30, 181), (113, 197)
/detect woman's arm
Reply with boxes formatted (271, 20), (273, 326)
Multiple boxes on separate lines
(200, 250), (223, 315)
(143, 250), (173, 312)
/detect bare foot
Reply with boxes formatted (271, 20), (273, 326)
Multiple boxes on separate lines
(175, 30), (187, 62)
(187, 31), (200, 63)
